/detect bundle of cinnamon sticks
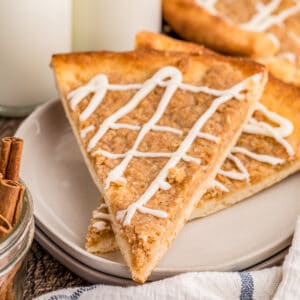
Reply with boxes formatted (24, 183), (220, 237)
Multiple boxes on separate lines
(0, 137), (24, 300)
(0, 137), (24, 238)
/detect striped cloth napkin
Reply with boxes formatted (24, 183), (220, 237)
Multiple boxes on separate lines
(36, 217), (300, 300)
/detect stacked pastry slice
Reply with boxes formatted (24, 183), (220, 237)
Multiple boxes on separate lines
(85, 33), (300, 262)
(163, 0), (300, 87)
(52, 48), (266, 282)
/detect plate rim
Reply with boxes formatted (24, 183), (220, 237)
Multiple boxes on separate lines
(35, 225), (135, 286)
(35, 223), (288, 285)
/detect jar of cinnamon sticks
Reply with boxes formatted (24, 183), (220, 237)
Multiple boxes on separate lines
(0, 137), (34, 300)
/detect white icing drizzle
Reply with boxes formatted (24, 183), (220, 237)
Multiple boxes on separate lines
(289, 31), (300, 45)
(93, 211), (112, 221)
(278, 52), (296, 63)
(243, 103), (293, 138)
(98, 203), (107, 209)
(231, 146), (284, 165)
(182, 154), (201, 164)
(80, 125), (95, 139)
(241, 0), (281, 31)
(267, 33), (280, 50)
(93, 221), (107, 231)
(247, 117), (294, 156)
(241, 1), (300, 32)
(69, 69), (251, 152)
(218, 153), (249, 181)
(110, 123), (141, 131)
(68, 66), (262, 225)
(152, 125), (183, 135)
(110, 123), (184, 135)
(195, 0), (300, 36)
(214, 101), (294, 190)
(93, 149), (201, 164)
(69, 75), (109, 122)
(197, 132), (220, 143)
(195, 0), (218, 15)
(138, 206), (169, 219)
(211, 179), (229, 192)
(84, 74), (248, 153)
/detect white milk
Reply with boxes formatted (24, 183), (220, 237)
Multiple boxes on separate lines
(0, 0), (71, 114)
(73, 0), (162, 51)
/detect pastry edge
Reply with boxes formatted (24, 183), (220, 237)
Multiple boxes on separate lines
(52, 52), (267, 283)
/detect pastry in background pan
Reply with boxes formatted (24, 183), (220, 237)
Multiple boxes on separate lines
(52, 49), (266, 282)
(86, 32), (300, 255)
(163, 0), (300, 86)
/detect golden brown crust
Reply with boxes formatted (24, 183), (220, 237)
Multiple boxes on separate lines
(194, 76), (300, 217)
(85, 201), (118, 253)
(52, 48), (266, 282)
(162, 0), (300, 86)
(258, 56), (300, 87)
(162, 0), (277, 57)
(136, 31), (209, 55)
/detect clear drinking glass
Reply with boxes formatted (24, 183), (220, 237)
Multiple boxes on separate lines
(0, 189), (34, 300)
(73, 0), (162, 51)
(0, 0), (72, 117)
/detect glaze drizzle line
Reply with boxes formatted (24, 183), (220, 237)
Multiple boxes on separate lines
(195, 0), (300, 33)
(212, 103), (294, 193)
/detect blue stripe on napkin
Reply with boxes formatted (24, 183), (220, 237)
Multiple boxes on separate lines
(239, 272), (254, 300)
(47, 286), (96, 300)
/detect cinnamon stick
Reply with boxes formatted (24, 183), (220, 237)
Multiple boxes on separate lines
(0, 262), (20, 300)
(0, 137), (23, 181)
(0, 214), (12, 239)
(0, 137), (25, 300)
(12, 184), (24, 227)
(5, 281), (14, 300)
(0, 180), (22, 225)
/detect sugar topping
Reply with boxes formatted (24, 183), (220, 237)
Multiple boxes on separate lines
(212, 102), (294, 193)
(195, 0), (300, 59)
(195, 0), (300, 32)
(240, 1), (300, 32)
(69, 66), (263, 225)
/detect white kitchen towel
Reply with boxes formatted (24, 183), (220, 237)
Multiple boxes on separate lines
(36, 218), (300, 300)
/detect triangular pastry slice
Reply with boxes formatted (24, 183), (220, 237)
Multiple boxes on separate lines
(163, 0), (300, 86)
(52, 49), (266, 282)
(86, 33), (300, 255)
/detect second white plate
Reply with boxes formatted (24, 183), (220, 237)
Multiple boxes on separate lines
(17, 100), (300, 281)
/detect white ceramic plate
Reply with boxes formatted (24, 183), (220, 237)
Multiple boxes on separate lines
(35, 224), (288, 285)
(17, 100), (300, 281)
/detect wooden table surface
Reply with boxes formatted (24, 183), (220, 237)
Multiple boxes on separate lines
(0, 117), (88, 299)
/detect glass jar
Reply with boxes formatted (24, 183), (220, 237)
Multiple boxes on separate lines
(0, 189), (34, 300)
(0, 0), (72, 117)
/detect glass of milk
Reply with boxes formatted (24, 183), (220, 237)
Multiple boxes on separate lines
(0, 0), (72, 117)
(73, 0), (162, 52)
